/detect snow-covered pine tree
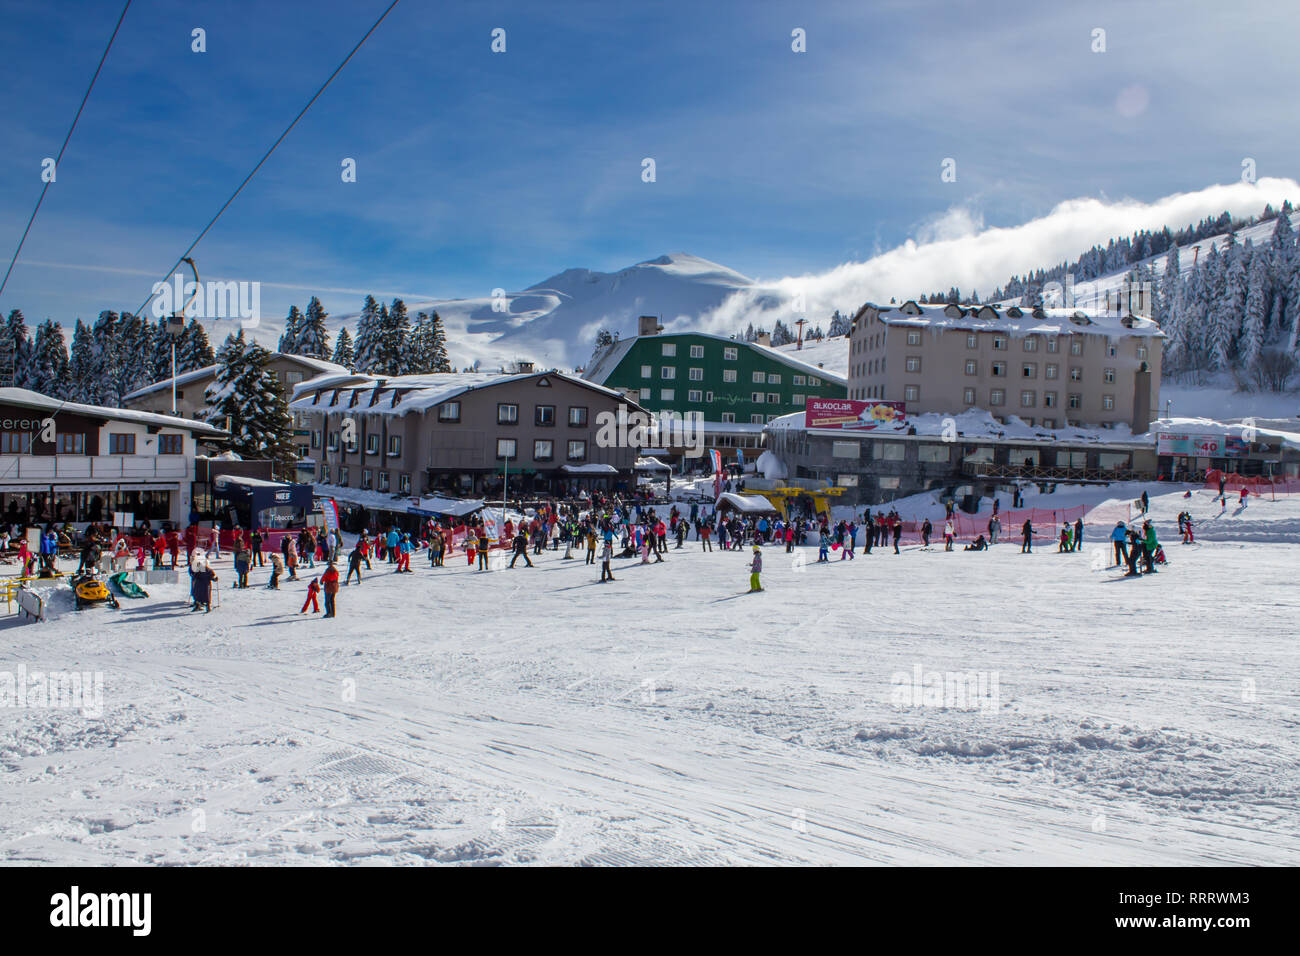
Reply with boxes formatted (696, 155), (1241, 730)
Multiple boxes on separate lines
(428, 311), (451, 372)
(1268, 211), (1294, 333)
(0, 309), (35, 389)
(205, 332), (297, 478)
(370, 298), (410, 375)
(296, 296), (331, 359)
(352, 295), (382, 372)
(1157, 243), (1181, 328)
(277, 305), (303, 354)
(91, 311), (121, 403)
(148, 317), (173, 383)
(113, 312), (151, 399)
(67, 319), (97, 403)
(1241, 248), (1270, 369)
(1213, 237), (1247, 368)
(178, 319), (215, 372)
(331, 327), (355, 371)
(29, 319), (68, 397)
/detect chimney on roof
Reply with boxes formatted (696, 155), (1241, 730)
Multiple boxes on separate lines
(638, 315), (662, 336)
(517, 361), (535, 373)
(756, 331), (771, 347)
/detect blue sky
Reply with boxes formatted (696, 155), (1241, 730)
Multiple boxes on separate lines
(1, 0), (1298, 327)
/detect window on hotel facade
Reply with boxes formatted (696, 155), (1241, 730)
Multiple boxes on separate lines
(793, 375), (805, 386)
(567, 440), (587, 461)
(1102, 395), (1115, 410)
(1070, 338), (1083, 356)
(1, 432), (32, 454)
(989, 389), (1005, 406)
(750, 415), (764, 424)
(1022, 363), (1037, 378)
(438, 401), (460, 422)
(1068, 394), (1082, 410)
(399, 474), (411, 494)
(690, 345), (704, 358)
(721, 412), (735, 423)
(535, 404), (556, 426)
(1045, 363), (1059, 380)
(689, 367), (704, 381)
(1103, 368), (1115, 384)
(688, 389), (702, 402)
(661, 366), (676, 379)
(388, 435), (401, 457)
(1046, 337), (1059, 353)
(919, 444), (948, 463)
(58, 433), (86, 454)
(752, 392), (764, 403)
(791, 393), (804, 405)
(724, 347), (737, 361)
(1023, 337), (1038, 352)
(498, 403), (518, 424)
(722, 369), (737, 383)
(496, 438), (516, 459)
(905, 356), (921, 373)
(872, 442), (905, 461)
(967, 333), (978, 349)
(339, 466), (349, 486)
(963, 387), (976, 405)
(108, 433), (135, 455)
(662, 343), (676, 357)
(366, 433), (380, 455)
(907, 330), (922, 346)
(534, 439), (553, 461)
(1043, 392), (1057, 408)
(767, 392), (780, 404)
(992, 336), (1007, 350)
(378, 471), (390, 492)
(965, 360), (977, 375)
(361, 469), (372, 489)
(991, 362), (1006, 377)
(568, 406), (588, 427)
(641, 365), (652, 378)
(1020, 390), (1036, 407)
(661, 389), (675, 401)
(904, 385), (919, 402)
(158, 434), (183, 455)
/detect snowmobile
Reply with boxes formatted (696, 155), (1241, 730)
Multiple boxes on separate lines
(71, 572), (120, 611)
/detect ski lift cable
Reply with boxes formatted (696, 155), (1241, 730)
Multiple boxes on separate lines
(0, 0), (133, 305)
(129, 0), (404, 323)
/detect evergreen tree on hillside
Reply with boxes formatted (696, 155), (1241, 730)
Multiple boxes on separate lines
(148, 317), (173, 383)
(428, 311), (451, 372)
(827, 310), (850, 337)
(771, 319), (794, 346)
(67, 320), (96, 403)
(0, 309), (34, 389)
(278, 305), (303, 354)
(205, 332), (297, 478)
(369, 298), (410, 375)
(1268, 211), (1295, 333)
(296, 296), (331, 359)
(91, 311), (120, 404)
(331, 327), (355, 371)
(1242, 250), (1270, 368)
(29, 320), (68, 397)
(178, 319), (215, 372)
(113, 312), (151, 399)
(1157, 244), (1181, 327)
(1211, 238), (1247, 368)
(353, 295), (382, 372)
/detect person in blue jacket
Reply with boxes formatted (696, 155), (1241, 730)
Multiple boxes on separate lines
(1110, 521), (1128, 567)
(385, 527), (400, 563)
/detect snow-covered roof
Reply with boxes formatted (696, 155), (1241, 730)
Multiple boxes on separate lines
(214, 474), (292, 490)
(0, 387), (226, 436)
(853, 301), (1165, 339)
(123, 353), (350, 402)
(635, 456), (672, 471)
(766, 408), (1152, 448)
(560, 463), (620, 474)
(1155, 417), (1300, 453)
(584, 331), (847, 387)
(410, 495), (484, 517)
(715, 491), (779, 513)
(289, 370), (632, 417)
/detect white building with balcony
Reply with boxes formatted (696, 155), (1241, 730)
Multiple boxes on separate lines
(0, 388), (226, 529)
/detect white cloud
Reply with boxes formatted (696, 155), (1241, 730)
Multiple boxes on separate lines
(677, 178), (1299, 335)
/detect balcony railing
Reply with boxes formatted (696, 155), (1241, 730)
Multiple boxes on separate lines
(0, 455), (192, 482)
(962, 462), (1153, 483)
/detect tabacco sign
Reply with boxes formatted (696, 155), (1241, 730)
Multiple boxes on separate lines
(805, 398), (907, 430)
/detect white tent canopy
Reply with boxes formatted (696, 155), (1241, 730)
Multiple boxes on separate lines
(635, 456), (672, 472)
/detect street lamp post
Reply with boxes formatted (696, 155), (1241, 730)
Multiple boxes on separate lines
(169, 257), (199, 415)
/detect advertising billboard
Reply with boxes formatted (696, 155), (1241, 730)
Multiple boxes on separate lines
(805, 398), (907, 430)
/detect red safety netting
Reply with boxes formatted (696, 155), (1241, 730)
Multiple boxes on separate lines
(1204, 470), (1300, 499)
(859, 505), (1089, 544)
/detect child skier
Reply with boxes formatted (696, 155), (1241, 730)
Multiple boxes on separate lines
(748, 546), (763, 592)
(301, 575), (322, 614)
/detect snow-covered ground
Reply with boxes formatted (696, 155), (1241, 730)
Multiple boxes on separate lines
(2, 485), (1297, 865)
